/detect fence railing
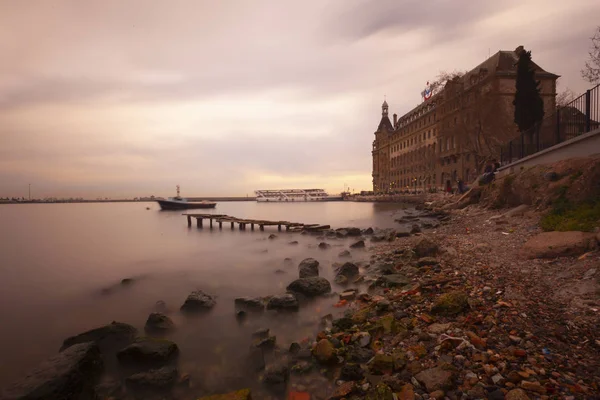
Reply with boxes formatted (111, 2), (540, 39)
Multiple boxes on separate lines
(500, 84), (600, 165)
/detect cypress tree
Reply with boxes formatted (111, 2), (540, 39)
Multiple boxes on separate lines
(513, 50), (545, 132)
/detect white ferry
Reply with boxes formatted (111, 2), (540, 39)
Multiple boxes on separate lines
(254, 189), (342, 202)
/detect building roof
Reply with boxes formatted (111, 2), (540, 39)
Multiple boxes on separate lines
(463, 47), (559, 89)
(378, 115), (394, 131)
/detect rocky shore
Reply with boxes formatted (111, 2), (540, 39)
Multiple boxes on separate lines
(2, 164), (599, 400)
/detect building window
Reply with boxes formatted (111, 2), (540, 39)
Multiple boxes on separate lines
(428, 131), (431, 139)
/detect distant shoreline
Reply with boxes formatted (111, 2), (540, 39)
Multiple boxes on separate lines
(0, 197), (257, 205)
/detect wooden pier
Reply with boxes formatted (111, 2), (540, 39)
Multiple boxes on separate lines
(184, 213), (330, 232)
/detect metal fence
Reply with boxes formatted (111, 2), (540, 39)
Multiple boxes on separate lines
(500, 84), (600, 165)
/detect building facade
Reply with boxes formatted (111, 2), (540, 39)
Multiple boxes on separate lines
(372, 46), (558, 193)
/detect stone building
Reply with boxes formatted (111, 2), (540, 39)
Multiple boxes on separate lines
(372, 46), (559, 193)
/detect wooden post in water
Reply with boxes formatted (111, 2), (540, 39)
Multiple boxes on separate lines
(219, 221), (222, 229)
(259, 224), (264, 231)
(278, 224), (282, 231)
(209, 219), (213, 229)
(251, 223), (255, 231)
(187, 215), (191, 227)
(231, 221), (234, 230)
(197, 218), (203, 228)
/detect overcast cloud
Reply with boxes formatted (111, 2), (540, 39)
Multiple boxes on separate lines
(1, 0), (599, 198)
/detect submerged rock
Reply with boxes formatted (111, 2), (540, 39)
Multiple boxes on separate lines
(234, 297), (265, 312)
(121, 278), (134, 285)
(180, 290), (216, 312)
(286, 277), (332, 297)
(318, 242), (331, 249)
(247, 347), (265, 372)
(268, 234), (277, 239)
(338, 250), (351, 258)
(144, 313), (175, 334)
(345, 227), (362, 236)
(263, 364), (289, 385)
(256, 336), (276, 350)
(1, 343), (103, 400)
(350, 240), (365, 248)
(266, 293), (299, 311)
(60, 321), (137, 353)
(335, 262), (359, 278)
(125, 366), (178, 391)
(117, 337), (179, 368)
(298, 258), (320, 278)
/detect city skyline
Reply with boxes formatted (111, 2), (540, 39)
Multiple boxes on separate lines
(1, 0), (599, 198)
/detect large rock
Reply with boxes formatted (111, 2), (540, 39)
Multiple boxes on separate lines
(431, 291), (469, 316)
(180, 290), (216, 312)
(60, 321), (137, 353)
(342, 227), (362, 236)
(1, 343), (103, 400)
(117, 338), (179, 368)
(298, 258), (320, 278)
(414, 366), (455, 392)
(335, 262), (359, 278)
(197, 389), (252, 400)
(350, 240), (365, 249)
(414, 237), (439, 257)
(266, 294), (299, 311)
(125, 366), (178, 391)
(144, 313), (175, 334)
(286, 277), (331, 297)
(234, 297), (265, 312)
(313, 339), (336, 364)
(520, 231), (597, 259)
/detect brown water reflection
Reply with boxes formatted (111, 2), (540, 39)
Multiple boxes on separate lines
(0, 201), (409, 396)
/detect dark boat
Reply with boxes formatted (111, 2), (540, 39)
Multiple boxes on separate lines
(156, 186), (217, 210)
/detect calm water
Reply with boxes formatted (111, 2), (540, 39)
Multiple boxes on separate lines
(0, 201), (407, 394)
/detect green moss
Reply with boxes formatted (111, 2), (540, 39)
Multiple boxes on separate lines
(569, 170), (583, 182)
(540, 183), (600, 232)
(431, 291), (470, 316)
(540, 201), (600, 232)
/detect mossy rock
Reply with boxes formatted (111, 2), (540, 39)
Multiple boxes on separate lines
(365, 382), (394, 400)
(431, 291), (469, 316)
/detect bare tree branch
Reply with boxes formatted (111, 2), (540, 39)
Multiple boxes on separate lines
(581, 26), (600, 84)
(556, 86), (576, 108)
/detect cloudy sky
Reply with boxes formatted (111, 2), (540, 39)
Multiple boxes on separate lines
(1, 0), (598, 198)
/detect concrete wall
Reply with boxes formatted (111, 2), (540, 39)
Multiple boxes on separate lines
(497, 128), (600, 176)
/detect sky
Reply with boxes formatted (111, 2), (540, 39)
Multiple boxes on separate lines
(1, 0), (599, 198)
